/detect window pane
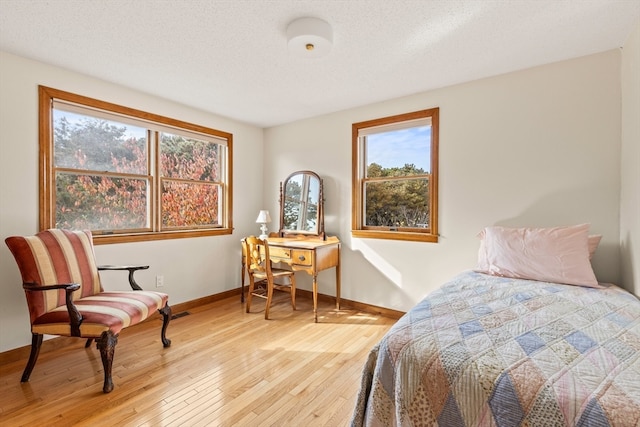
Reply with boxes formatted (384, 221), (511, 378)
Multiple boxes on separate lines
(160, 133), (219, 181)
(55, 172), (149, 230)
(162, 181), (220, 227)
(366, 125), (431, 176)
(53, 110), (148, 174)
(364, 178), (430, 228)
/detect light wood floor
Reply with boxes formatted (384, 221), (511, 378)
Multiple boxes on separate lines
(0, 294), (396, 426)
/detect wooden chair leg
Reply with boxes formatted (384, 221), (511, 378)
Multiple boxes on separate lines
(265, 281), (274, 320)
(85, 338), (93, 348)
(21, 333), (43, 382)
(96, 330), (118, 393)
(159, 304), (172, 347)
(246, 276), (255, 313)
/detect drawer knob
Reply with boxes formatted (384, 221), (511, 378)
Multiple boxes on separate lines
(298, 255), (306, 261)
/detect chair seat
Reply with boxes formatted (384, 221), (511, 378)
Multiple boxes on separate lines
(252, 268), (294, 280)
(31, 291), (168, 337)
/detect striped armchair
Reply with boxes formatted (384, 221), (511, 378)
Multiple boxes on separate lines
(5, 229), (171, 393)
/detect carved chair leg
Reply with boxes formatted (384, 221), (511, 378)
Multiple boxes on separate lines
(96, 330), (118, 393)
(158, 304), (172, 347)
(21, 333), (43, 382)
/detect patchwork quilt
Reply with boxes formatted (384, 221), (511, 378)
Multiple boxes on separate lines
(351, 271), (640, 426)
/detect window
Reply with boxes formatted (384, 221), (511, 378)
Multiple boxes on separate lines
(39, 86), (233, 244)
(352, 108), (439, 242)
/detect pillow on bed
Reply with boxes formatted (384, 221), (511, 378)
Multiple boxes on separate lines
(477, 233), (602, 263)
(475, 224), (601, 288)
(588, 234), (602, 259)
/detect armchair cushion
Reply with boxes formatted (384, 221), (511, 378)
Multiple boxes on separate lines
(31, 291), (167, 337)
(7, 229), (103, 322)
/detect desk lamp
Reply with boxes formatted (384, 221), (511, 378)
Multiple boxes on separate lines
(256, 210), (271, 240)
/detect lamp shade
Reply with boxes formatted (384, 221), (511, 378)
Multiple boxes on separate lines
(256, 210), (271, 224)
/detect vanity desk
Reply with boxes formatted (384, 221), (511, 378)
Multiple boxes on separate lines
(242, 170), (341, 322)
(241, 235), (341, 322)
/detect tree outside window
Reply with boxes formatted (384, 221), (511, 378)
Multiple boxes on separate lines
(159, 132), (221, 228)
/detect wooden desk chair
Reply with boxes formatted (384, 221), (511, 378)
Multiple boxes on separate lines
(5, 229), (172, 393)
(244, 236), (296, 319)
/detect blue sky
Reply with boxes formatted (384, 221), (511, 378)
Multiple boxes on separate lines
(367, 126), (431, 172)
(54, 109), (147, 140)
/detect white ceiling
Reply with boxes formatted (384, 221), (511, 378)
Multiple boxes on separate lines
(1, 1), (638, 128)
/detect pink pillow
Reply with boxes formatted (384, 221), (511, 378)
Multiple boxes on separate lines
(588, 234), (602, 259)
(478, 232), (602, 265)
(475, 224), (601, 288)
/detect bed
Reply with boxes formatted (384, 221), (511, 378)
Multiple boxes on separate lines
(351, 225), (640, 426)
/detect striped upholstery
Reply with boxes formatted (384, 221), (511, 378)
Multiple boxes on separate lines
(6, 229), (168, 337)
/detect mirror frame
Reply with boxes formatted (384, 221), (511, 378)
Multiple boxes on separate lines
(278, 170), (325, 239)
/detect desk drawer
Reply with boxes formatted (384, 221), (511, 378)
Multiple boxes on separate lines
(291, 250), (312, 266)
(268, 246), (291, 260)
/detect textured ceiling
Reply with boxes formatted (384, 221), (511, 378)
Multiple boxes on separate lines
(1, 0), (638, 128)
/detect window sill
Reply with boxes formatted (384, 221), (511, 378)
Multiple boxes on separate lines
(351, 230), (438, 243)
(92, 228), (232, 245)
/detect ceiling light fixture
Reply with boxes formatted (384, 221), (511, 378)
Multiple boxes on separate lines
(286, 17), (333, 58)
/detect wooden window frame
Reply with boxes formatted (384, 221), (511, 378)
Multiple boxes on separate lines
(351, 108), (439, 243)
(39, 85), (233, 244)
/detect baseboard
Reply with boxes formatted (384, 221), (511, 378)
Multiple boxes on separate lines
(294, 288), (405, 319)
(0, 287), (402, 365)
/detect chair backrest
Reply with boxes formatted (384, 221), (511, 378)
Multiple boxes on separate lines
(245, 236), (272, 278)
(5, 229), (103, 323)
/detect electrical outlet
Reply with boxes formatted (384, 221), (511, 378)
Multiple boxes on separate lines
(156, 275), (164, 288)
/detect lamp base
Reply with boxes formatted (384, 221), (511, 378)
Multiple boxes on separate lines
(259, 223), (269, 240)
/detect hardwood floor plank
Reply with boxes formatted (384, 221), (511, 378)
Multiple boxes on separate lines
(0, 294), (396, 426)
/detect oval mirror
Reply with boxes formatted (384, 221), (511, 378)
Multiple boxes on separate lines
(279, 170), (324, 238)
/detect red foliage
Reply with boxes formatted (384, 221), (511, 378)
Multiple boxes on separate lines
(57, 137), (221, 231)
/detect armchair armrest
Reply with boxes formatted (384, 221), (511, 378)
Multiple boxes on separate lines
(97, 265), (149, 291)
(23, 283), (81, 292)
(22, 282), (83, 337)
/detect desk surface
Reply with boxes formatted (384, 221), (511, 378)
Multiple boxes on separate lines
(266, 236), (339, 249)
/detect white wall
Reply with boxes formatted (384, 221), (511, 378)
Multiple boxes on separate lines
(0, 51), (264, 352)
(621, 20), (640, 296)
(264, 50), (623, 311)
